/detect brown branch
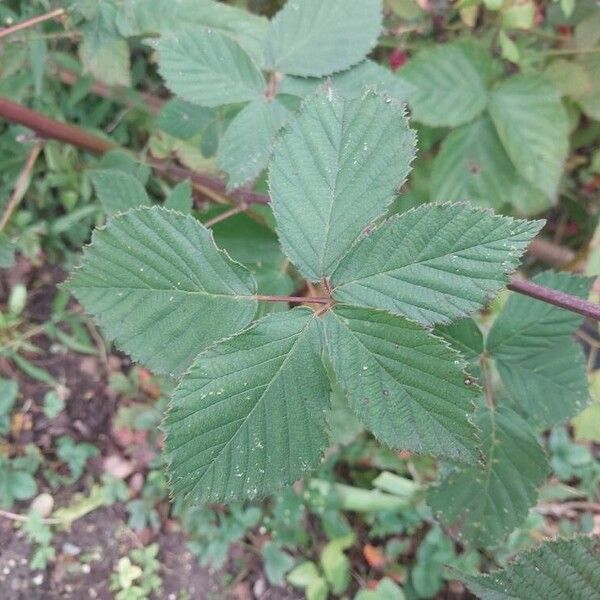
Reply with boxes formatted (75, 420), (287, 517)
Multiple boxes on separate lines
(527, 237), (577, 269)
(507, 278), (600, 321)
(0, 97), (268, 205)
(0, 8), (66, 39)
(0, 98), (116, 154)
(1, 99), (598, 321)
(0, 140), (44, 232)
(204, 203), (248, 228)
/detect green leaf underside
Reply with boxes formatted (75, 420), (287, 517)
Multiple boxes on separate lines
(402, 42), (490, 126)
(270, 89), (416, 281)
(323, 307), (478, 463)
(264, 0), (383, 77)
(459, 536), (600, 600)
(158, 29), (266, 108)
(488, 272), (592, 428)
(279, 60), (413, 101)
(488, 75), (569, 199)
(217, 98), (290, 190)
(428, 405), (548, 547)
(117, 0), (269, 66)
(164, 309), (329, 504)
(431, 116), (549, 215)
(90, 169), (151, 216)
(331, 204), (543, 326)
(68, 207), (257, 378)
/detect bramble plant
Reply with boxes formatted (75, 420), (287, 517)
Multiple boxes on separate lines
(3, 0), (600, 597)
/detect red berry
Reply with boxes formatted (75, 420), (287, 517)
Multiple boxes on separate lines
(389, 48), (407, 71)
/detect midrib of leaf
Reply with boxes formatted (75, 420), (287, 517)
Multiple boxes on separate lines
(185, 316), (316, 498)
(319, 102), (347, 277)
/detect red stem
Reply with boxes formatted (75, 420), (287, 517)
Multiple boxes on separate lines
(1, 98), (598, 321)
(255, 295), (330, 305)
(507, 279), (600, 321)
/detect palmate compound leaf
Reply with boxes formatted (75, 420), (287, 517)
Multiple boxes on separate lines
(263, 0), (383, 77)
(67, 207), (258, 378)
(269, 89), (416, 282)
(163, 309), (330, 504)
(157, 29), (266, 108)
(217, 98), (291, 190)
(428, 405), (549, 548)
(331, 204), (544, 327)
(322, 306), (479, 463)
(486, 272), (592, 428)
(488, 74), (569, 200)
(458, 536), (600, 600)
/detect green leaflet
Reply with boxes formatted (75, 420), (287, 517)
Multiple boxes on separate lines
(322, 307), (478, 463)
(263, 0), (383, 77)
(487, 272), (591, 358)
(217, 98), (290, 191)
(434, 320), (484, 364)
(278, 60), (413, 101)
(157, 99), (215, 140)
(79, 2), (131, 86)
(89, 169), (151, 216)
(402, 41), (493, 126)
(68, 207), (258, 378)
(331, 204), (543, 326)
(158, 29), (266, 108)
(0, 232), (15, 269)
(430, 116), (550, 215)
(459, 536), (600, 600)
(270, 89), (416, 282)
(487, 272), (592, 428)
(488, 74), (569, 199)
(428, 405), (549, 547)
(116, 0), (269, 66)
(164, 180), (193, 213)
(164, 309), (330, 504)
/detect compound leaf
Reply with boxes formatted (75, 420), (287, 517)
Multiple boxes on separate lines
(264, 0), (382, 77)
(322, 306), (478, 463)
(164, 309), (330, 504)
(402, 42), (492, 126)
(270, 89), (416, 281)
(428, 405), (549, 547)
(68, 207), (257, 377)
(217, 98), (290, 190)
(158, 29), (266, 108)
(459, 536), (600, 600)
(89, 169), (151, 216)
(331, 204), (543, 326)
(488, 74), (569, 199)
